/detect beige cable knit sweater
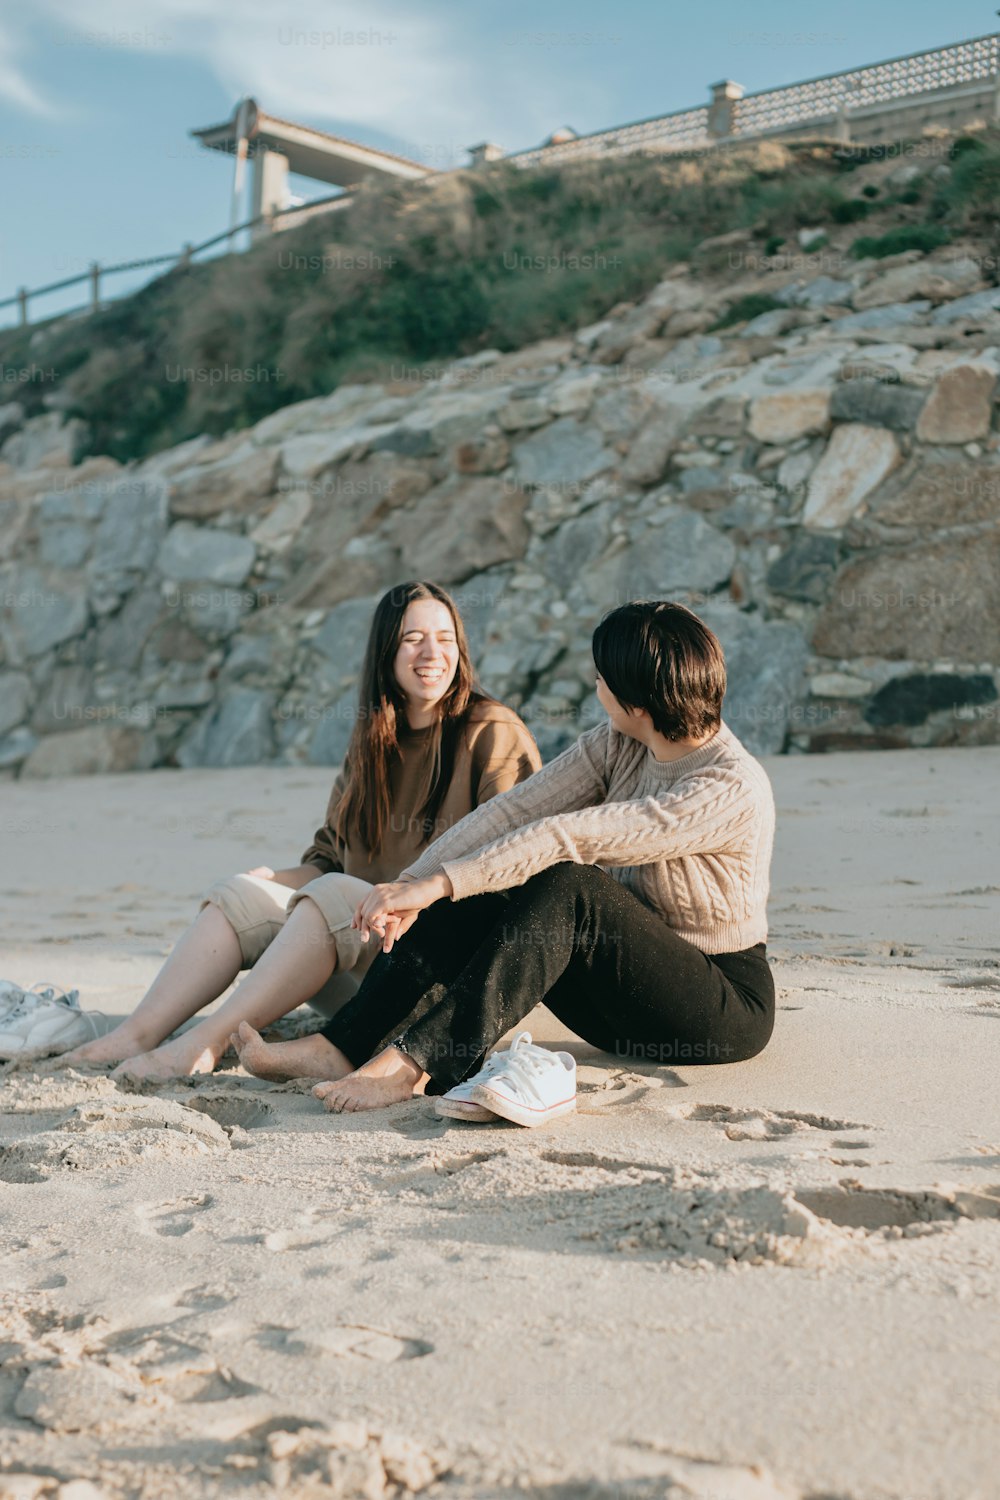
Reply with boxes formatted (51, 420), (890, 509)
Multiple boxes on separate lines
(402, 718), (775, 954)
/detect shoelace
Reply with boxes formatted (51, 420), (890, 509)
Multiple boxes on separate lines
(476, 1032), (564, 1106)
(1, 983), (105, 1042)
(3, 983), (80, 1020)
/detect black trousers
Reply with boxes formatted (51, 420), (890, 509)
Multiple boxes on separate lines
(320, 862), (775, 1092)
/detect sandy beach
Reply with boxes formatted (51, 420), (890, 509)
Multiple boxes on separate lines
(1, 745), (999, 1500)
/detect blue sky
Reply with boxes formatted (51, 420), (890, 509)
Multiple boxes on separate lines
(0, 0), (996, 328)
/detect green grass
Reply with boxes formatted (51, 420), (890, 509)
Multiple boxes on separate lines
(850, 225), (952, 259)
(710, 294), (785, 331)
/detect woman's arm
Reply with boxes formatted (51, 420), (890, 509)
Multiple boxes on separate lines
(438, 768), (761, 902)
(469, 715), (543, 803)
(402, 721), (612, 883)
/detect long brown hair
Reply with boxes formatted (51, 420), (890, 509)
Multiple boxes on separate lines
(330, 581), (496, 861)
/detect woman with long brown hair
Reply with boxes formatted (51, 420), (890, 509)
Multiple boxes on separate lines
(61, 581), (541, 1080)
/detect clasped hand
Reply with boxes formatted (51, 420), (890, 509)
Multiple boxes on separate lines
(351, 873), (452, 953)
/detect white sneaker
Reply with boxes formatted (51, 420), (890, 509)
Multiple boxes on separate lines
(0, 982), (104, 1060)
(468, 1031), (577, 1128)
(434, 1046), (514, 1121)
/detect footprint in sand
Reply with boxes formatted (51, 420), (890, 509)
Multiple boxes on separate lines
(173, 1286), (234, 1312)
(664, 1102), (869, 1141)
(136, 1193), (214, 1238)
(258, 1227), (340, 1253)
(576, 1067), (679, 1110)
(262, 1323), (433, 1363)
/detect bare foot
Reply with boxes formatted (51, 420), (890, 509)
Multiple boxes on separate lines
(111, 1033), (218, 1083)
(61, 1026), (155, 1068)
(313, 1045), (424, 1114)
(231, 1022), (354, 1083)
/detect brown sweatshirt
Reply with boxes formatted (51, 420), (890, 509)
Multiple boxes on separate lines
(299, 701), (542, 886)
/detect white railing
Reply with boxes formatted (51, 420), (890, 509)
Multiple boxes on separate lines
(511, 105), (711, 167)
(732, 32), (1000, 136)
(508, 30), (1000, 166)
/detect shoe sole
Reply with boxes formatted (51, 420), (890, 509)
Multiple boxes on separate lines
(434, 1098), (497, 1122)
(471, 1086), (576, 1129)
(0, 1026), (94, 1062)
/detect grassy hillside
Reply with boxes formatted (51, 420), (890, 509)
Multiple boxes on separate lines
(4, 130), (1000, 463)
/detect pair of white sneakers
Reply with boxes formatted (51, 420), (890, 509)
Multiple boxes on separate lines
(434, 1031), (577, 1128)
(0, 980), (105, 1060)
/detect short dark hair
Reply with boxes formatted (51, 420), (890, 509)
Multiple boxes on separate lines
(592, 601), (726, 741)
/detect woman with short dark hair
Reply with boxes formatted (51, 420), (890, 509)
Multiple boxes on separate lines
(238, 600), (776, 1117)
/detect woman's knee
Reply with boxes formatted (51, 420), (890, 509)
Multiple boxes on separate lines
(512, 861), (603, 906)
(198, 872), (292, 967)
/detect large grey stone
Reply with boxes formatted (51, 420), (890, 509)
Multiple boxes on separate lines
(307, 690), (359, 766)
(0, 670), (31, 736)
(280, 424), (393, 477)
(95, 586), (165, 672)
(869, 451), (1000, 528)
(40, 520), (91, 569)
(833, 301), (932, 332)
(0, 726), (37, 768)
(739, 308), (801, 338)
(929, 287), (1000, 325)
(176, 688), (276, 767)
(512, 417), (615, 490)
(1, 567), (89, 660)
(852, 256), (982, 311)
(829, 378), (927, 431)
(590, 383), (654, 442)
(89, 474), (170, 600)
(168, 441), (279, 519)
(801, 424), (901, 529)
(812, 532), (1000, 661)
(374, 388), (513, 455)
(622, 411), (686, 485)
(697, 602), (809, 755)
(282, 454), (434, 610)
(0, 400), (24, 439)
(776, 276), (854, 309)
(766, 534), (842, 603)
(578, 507), (736, 605)
(450, 569), (514, 658)
(542, 505), (615, 595)
(30, 664), (94, 735)
(653, 335), (725, 376)
(38, 478), (111, 523)
(21, 725), (149, 778)
(181, 581), (255, 638)
(158, 523), (256, 586)
(395, 474), (531, 584)
(0, 413), (88, 470)
(310, 594), (381, 674)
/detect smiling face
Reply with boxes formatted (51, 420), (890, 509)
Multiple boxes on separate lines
(393, 599), (460, 720)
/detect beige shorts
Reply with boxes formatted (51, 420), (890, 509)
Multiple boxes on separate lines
(199, 871), (381, 1018)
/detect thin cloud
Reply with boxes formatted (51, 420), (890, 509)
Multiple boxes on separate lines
(18, 0), (599, 163)
(0, 24), (60, 117)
